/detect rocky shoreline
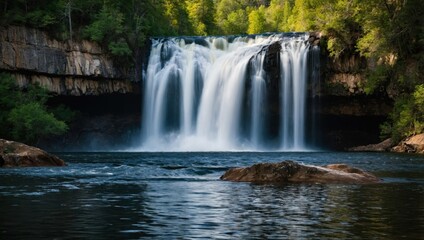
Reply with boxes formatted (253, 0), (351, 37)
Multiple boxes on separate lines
(349, 133), (424, 154)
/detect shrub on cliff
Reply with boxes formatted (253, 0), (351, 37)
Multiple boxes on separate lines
(381, 85), (424, 142)
(8, 102), (68, 145)
(0, 73), (72, 145)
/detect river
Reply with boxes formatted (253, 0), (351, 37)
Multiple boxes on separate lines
(0, 152), (423, 239)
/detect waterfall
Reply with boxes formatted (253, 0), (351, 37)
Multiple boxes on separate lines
(140, 33), (316, 151)
(280, 40), (310, 150)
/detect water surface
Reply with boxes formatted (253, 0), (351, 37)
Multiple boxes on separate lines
(0, 152), (423, 239)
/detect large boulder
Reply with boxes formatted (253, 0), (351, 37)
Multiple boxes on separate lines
(220, 160), (380, 184)
(0, 139), (65, 167)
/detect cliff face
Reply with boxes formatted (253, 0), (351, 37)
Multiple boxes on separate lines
(0, 26), (141, 151)
(319, 51), (392, 117)
(314, 48), (392, 149)
(0, 26), (136, 95)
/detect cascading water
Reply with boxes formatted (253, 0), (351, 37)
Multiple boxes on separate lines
(280, 40), (310, 150)
(140, 33), (316, 151)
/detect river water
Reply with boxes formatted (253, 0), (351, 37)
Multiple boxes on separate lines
(0, 152), (423, 239)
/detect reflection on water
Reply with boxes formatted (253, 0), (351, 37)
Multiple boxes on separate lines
(0, 152), (423, 239)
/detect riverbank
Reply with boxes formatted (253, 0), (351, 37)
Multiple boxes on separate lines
(349, 133), (424, 154)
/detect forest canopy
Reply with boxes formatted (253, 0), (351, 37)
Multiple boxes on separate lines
(1, 0), (421, 59)
(0, 0), (423, 141)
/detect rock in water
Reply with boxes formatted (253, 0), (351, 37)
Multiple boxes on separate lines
(0, 139), (65, 167)
(220, 160), (380, 184)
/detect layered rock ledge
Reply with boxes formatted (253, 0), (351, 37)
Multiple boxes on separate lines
(0, 139), (65, 167)
(0, 25), (135, 95)
(221, 160), (380, 184)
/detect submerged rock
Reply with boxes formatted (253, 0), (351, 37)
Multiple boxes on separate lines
(0, 139), (65, 167)
(220, 160), (380, 184)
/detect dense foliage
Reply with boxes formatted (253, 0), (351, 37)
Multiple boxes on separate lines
(0, 0), (423, 141)
(0, 73), (74, 145)
(381, 84), (424, 142)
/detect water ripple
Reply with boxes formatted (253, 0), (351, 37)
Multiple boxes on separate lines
(0, 152), (423, 239)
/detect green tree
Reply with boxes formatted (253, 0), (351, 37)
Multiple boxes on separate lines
(381, 85), (424, 141)
(185, 0), (215, 35)
(306, 0), (361, 58)
(0, 73), (21, 139)
(84, 4), (125, 43)
(8, 102), (68, 145)
(162, 0), (192, 35)
(248, 6), (269, 34)
(355, 0), (424, 140)
(0, 73), (72, 145)
(222, 9), (249, 34)
(359, 0), (423, 90)
(0, 0), (61, 28)
(215, 0), (264, 34)
(281, 0), (292, 31)
(84, 0), (169, 81)
(267, 0), (285, 32)
(287, 0), (310, 31)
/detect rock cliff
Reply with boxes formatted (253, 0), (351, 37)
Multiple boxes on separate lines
(0, 26), (140, 151)
(313, 42), (393, 149)
(0, 25), (136, 95)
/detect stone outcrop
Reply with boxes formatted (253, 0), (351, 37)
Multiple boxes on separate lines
(349, 134), (424, 154)
(0, 139), (65, 167)
(321, 52), (367, 96)
(308, 32), (321, 46)
(221, 160), (380, 184)
(391, 134), (424, 154)
(349, 138), (394, 152)
(0, 25), (135, 95)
